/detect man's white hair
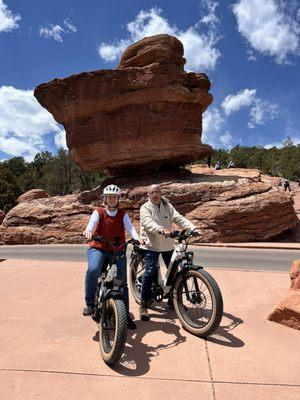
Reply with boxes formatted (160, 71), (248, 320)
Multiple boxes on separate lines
(148, 184), (162, 194)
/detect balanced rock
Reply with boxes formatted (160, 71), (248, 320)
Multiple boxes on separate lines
(34, 34), (213, 175)
(17, 189), (49, 203)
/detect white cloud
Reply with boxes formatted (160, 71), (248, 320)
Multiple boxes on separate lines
(98, 4), (221, 72)
(199, 0), (220, 29)
(232, 0), (300, 64)
(219, 131), (233, 148)
(248, 100), (279, 129)
(221, 88), (279, 128)
(63, 19), (77, 33)
(202, 107), (224, 141)
(54, 129), (67, 150)
(99, 39), (131, 62)
(0, 86), (63, 160)
(202, 107), (233, 149)
(39, 19), (77, 42)
(222, 89), (257, 116)
(0, 0), (20, 32)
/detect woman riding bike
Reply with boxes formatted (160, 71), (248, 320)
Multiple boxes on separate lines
(83, 184), (140, 330)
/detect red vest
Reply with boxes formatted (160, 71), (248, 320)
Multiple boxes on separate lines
(89, 207), (126, 251)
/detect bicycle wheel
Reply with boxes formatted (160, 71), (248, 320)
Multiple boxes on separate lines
(99, 298), (127, 365)
(129, 256), (144, 304)
(173, 268), (223, 337)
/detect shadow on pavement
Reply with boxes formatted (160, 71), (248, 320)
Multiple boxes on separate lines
(114, 319), (187, 376)
(146, 304), (245, 348)
(206, 311), (245, 348)
(92, 303), (186, 377)
(92, 305), (244, 375)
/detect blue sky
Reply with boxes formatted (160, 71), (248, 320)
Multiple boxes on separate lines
(0, 0), (300, 162)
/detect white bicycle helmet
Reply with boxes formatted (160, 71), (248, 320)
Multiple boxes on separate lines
(103, 184), (121, 196)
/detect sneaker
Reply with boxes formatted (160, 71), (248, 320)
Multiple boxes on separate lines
(82, 305), (93, 316)
(146, 299), (154, 308)
(127, 315), (137, 330)
(167, 297), (174, 309)
(139, 301), (150, 321)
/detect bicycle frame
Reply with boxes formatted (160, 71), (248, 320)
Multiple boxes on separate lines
(155, 236), (195, 298)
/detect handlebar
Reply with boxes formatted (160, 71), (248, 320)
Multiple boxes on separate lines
(161, 229), (199, 240)
(89, 235), (140, 252)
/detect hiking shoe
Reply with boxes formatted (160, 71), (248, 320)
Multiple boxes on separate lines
(146, 299), (154, 308)
(82, 305), (93, 316)
(167, 297), (174, 309)
(127, 315), (137, 330)
(139, 301), (150, 321)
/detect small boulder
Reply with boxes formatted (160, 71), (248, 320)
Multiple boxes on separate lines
(268, 259), (300, 330)
(268, 290), (300, 330)
(17, 189), (49, 203)
(290, 260), (300, 290)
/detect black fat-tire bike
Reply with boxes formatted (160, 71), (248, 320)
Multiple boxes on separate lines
(91, 236), (139, 365)
(129, 230), (223, 338)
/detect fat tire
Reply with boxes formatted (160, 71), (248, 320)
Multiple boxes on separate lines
(99, 298), (127, 365)
(129, 257), (143, 305)
(173, 268), (223, 338)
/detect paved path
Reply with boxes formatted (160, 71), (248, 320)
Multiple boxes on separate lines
(1, 244), (299, 271)
(0, 258), (299, 399)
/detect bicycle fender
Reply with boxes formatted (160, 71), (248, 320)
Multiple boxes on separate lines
(174, 265), (203, 280)
(104, 289), (124, 302)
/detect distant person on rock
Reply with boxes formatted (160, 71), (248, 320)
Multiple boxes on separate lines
(283, 178), (291, 192)
(214, 161), (221, 170)
(82, 184), (140, 330)
(207, 155), (212, 168)
(227, 160), (235, 169)
(138, 184), (199, 321)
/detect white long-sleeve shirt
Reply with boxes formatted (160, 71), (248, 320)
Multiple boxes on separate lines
(86, 209), (140, 241)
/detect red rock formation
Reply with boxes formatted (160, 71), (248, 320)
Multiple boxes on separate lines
(290, 260), (300, 290)
(1, 168), (297, 245)
(0, 195), (93, 244)
(268, 259), (300, 330)
(17, 189), (49, 203)
(268, 291), (300, 330)
(34, 34), (213, 175)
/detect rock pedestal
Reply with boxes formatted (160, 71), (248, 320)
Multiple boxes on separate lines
(34, 34), (213, 175)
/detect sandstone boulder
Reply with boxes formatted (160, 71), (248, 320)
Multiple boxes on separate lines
(34, 34), (213, 175)
(17, 189), (49, 203)
(268, 290), (300, 330)
(290, 260), (300, 290)
(268, 259), (300, 330)
(212, 168), (261, 182)
(0, 195), (93, 244)
(1, 169), (297, 245)
(261, 175), (282, 187)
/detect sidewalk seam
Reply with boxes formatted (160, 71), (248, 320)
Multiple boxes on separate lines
(205, 341), (216, 400)
(1, 369), (299, 387)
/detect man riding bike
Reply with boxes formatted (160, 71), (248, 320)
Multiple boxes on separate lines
(139, 184), (199, 321)
(83, 184), (140, 330)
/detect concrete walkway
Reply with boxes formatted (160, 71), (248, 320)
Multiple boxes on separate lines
(0, 258), (299, 400)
